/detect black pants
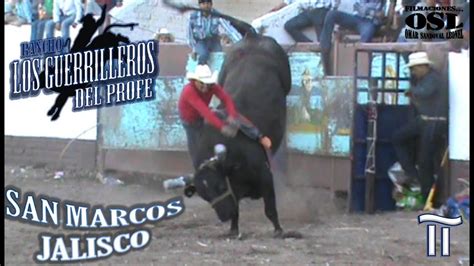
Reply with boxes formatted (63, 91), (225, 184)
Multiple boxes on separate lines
(392, 117), (447, 200)
(284, 8), (330, 42)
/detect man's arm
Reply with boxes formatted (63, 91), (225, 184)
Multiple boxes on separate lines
(410, 73), (439, 99)
(185, 88), (226, 130)
(212, 85), (238, 119)
(219, 18), (242, 43)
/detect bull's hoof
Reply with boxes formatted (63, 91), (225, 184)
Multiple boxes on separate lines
(273, 229), (303, 239)
(273, 229), (283, 238)
(281, 230), (303, 239)
(219, 229), (241, 240)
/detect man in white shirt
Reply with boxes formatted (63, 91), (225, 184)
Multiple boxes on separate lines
(45, 0), (83, 42)
(271, 0), (339, 42)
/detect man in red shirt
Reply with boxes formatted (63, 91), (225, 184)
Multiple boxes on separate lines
(179, 64), (272, 168)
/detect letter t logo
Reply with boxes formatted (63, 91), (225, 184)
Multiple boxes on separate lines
(418, 214), (463, 257)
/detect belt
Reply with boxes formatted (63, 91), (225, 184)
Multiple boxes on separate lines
(420, 115), (447, 121)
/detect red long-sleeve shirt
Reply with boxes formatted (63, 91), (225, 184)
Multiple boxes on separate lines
(178, 82), (237, 130)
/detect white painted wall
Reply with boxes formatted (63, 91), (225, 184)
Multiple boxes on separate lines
(449, 50), (470, 161)
(4, 25), (97, 140)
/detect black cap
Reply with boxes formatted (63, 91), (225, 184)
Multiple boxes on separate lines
(198, 0), (212, 3)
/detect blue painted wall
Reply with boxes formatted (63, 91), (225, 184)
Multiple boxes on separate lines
(100, 51), (407, 156)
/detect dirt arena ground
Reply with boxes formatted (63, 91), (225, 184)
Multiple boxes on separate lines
(4, 164), (470, 265)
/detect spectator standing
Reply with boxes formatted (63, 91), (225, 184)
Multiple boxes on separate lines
(392, 52), (448, 202)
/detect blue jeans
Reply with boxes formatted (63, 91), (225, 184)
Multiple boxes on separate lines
(45, 14), (76, 41)
(284, 8), (329, 42)
(194, 36), (222, 65)
(31, 20), (47, 41)
(320, 10), (379, 52)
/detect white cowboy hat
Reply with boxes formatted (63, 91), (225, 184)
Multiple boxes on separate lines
(405, 52), (434, 68)
(186, 64), (218, 84)
(158, 28), (171, 35)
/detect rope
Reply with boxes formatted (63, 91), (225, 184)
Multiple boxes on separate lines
(364, 97), (378, 175)
(210, 176), (237, 207)
(457, 178), (469, 187)
(59, 124), (100, 160)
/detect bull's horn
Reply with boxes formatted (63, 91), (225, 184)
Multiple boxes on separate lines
(163, 175), (194, 190)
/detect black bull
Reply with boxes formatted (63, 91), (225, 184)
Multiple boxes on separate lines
(164, 1), (291, 237)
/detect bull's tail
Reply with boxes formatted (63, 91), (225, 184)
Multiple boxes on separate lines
(163, 0), (257, 38)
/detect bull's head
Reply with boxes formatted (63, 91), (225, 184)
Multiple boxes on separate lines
(163, 144), (238, 222)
